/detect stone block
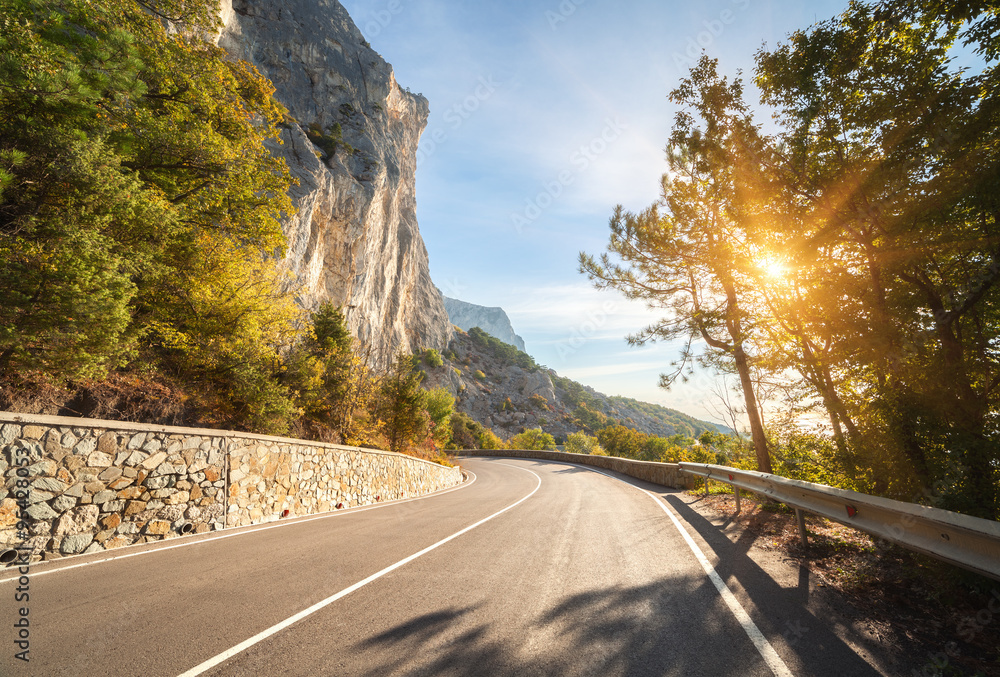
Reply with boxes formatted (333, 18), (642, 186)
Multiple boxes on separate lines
(26, 491), (54, 505)
(151, 462), (175, 477)
(101, 513), (121, 529)
(63, 456), (86, 473)
(203, 467), (221, 483)
(164, 491), (190, 505)
(74, 438), (97, 455)
(31, 477), (67, 493)
(87, 452), (113, 468)
(98, 467), (123, 482)
(63, 483), (84, 498)
(116, 522), (139, 535)
(124, 500), (146, 516)
(22, 425), (44, 439)
(141, 451), (167, 470)
(0, 498), (18, 527)
(104, 536), (133, 549)
(94, 528), (115, 543)
(144, 520), (171, 536)
(142, 439), (162, 453)
(44, 431), (67, 456)
(25, 459), (57, 477)
(52, 495), (78, 512)
(108, 477), (133, 490)
(104, 500), (125, 512)
(145, 476), (170, 490)
(0, 424), (20, 445)
(117, 487), (143, 500)
(84, 481), (105, 494)
(92, 490), (116, 505)
(127, 433), (146, 450)
(53, 504), (98, 536)
(97, 432), (118, 454)
(60, 533), (93, 554)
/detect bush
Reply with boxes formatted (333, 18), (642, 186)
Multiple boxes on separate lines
(565, 431), (603, 455)
(510, 428), (556, 451)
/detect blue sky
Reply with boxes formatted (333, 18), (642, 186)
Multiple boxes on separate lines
(337, 0), (852, 425)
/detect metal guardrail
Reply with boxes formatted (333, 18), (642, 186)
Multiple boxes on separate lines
(679, 462), (1000, 582)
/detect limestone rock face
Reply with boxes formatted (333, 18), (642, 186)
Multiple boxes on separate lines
(218, 0), (451, 365)
(443, 297), (526, 352)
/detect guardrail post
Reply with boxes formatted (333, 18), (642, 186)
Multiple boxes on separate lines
(734, 486), (741, 515)
(795, 508), (808, 547)
(704, 477), (710, 497)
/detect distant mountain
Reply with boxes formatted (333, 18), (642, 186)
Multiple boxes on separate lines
(420, 327), (728, 442)
(442, 296), (526, 352)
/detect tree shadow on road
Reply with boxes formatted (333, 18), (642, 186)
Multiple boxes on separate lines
(345, 572), (839, 677)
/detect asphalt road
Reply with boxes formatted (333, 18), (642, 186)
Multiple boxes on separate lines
(0, 456), (887, 676)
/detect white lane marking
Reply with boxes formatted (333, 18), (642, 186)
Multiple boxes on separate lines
(0, 470), (477, 584)
(176, 463), (541, 677)
(541, 461), (795, 677)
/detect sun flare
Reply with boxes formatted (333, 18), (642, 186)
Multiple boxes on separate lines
(760, 256), (787, 280)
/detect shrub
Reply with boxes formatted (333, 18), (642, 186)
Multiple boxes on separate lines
(565, 431), (604, 455)
(423, 348), (444, 368)
(510, 428), (556, 451)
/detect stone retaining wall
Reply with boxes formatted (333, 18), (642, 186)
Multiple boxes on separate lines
(226, 439), (463, 527)
(0, 412), (462, 561)
(457, 449), (693, 489)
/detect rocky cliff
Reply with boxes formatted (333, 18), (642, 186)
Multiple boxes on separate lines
(442, 297), (526, 352)
(217, 0), (451, 365)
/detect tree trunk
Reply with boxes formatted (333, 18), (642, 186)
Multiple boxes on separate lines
(733, 343), (772, 473)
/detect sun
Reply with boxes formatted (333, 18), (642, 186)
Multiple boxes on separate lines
(759, 255), (787, 280)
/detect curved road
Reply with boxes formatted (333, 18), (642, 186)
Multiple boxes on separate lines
(0, 457), (888, 676)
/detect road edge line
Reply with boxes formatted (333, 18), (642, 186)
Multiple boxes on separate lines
(175, 463), (541, 677)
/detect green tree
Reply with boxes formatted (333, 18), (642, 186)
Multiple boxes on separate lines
(596, 424), (649, 459)
(565, 431), (603, 455)
(580, 57), (775, 473)
(287, 304), (377, 442)
(0, 0), (297, 432)
(376, 353), (430, 454)
(509, 428), (556, 451)
(754, 1), (1000, 515)
(424, 387), (455, 447)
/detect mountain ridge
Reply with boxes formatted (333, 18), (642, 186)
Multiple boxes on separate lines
(420, 327), (727, 442)
(442, 296), (526, 352)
